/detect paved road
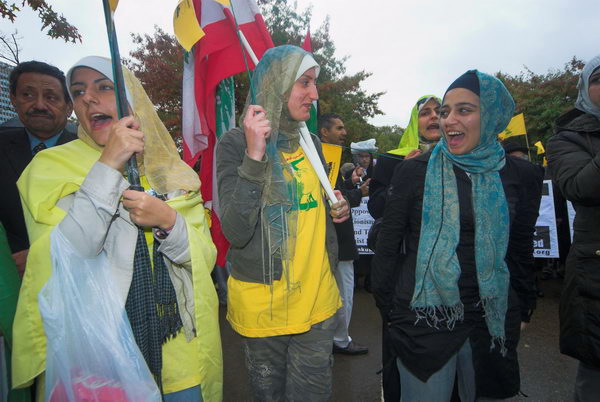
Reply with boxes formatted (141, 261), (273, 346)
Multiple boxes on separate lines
(220, 278), (576, 401)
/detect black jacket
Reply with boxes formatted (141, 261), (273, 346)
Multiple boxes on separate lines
(371, 152), (541, 398)
(547, 108), (600, 368)
(367, 152), (404, 219)
(334, 166), (361, 261)
(0, 127), (77, 253)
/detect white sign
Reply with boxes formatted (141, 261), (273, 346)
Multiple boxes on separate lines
(533, 180), (559, 258)
(352, 197), (374, 255)
(567, 201), (576, 242)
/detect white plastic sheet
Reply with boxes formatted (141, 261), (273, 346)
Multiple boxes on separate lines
(40, 228), (161, 402)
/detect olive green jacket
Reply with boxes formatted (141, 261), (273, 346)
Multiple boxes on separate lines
(216, 128), (338, 284)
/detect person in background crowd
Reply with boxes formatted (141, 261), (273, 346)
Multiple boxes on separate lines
(0, 61), (76, 278)
(217, 45), (349, 401)
(547, 53), (600, 402)
(372, 70), (539, 400)
(502, 140), (530, 160)
(12, 56), (222, 401)
(340, 162), (356, 180)
(345, 139), (377, 293)
(319, 113), (369, 356)
(346, 138), (377, 188)
(368, 95), (441, 220)
(500, 140), (544, 327)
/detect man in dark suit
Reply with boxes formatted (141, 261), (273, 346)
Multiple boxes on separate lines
(0, 60), (76, 276)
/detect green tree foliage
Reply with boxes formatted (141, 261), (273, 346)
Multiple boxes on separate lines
(496, 57), (584, 148)
(0, 0), (81, 43)
(370, 125), (403, 154)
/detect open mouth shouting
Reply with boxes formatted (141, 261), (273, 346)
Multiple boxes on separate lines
(445, 131), (465, 148)
(426, 123), (440, 133)
(90, 113), (113, 131)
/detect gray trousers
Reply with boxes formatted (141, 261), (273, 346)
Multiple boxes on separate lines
(241, 316), (335, 402)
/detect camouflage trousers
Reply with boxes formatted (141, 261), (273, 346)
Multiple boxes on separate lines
(241, 316), (336, 402)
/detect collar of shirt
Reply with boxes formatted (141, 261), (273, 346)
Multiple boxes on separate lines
(26, 129), (63, 153)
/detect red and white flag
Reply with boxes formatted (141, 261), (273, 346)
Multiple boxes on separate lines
(181, 0), (273, 266)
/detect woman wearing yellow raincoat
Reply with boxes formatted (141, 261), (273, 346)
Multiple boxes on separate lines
(12, 56), (222, 401)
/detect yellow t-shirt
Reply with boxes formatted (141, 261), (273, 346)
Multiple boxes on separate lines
(227, 148), (341, 337)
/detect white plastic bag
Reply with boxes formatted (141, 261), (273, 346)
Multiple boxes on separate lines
(39, 228), (161, 402)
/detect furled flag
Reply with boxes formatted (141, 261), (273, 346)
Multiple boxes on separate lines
(179, 0), (273, 266)
(108, 0), (119, 11)
(498, 113), (527, 140)
(300, 28), (318, 134)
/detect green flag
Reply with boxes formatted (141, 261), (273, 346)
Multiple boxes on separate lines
(0, 224), (32, 402)
(215, 77), (236, 138)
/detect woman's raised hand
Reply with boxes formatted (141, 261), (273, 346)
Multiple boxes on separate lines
(243, 105), (271, 161)
(99, 116), (144, 171)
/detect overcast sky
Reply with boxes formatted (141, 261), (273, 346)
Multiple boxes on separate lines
(3, 0), (599, 127)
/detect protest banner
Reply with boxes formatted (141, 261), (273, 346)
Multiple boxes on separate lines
(567, 200), (576, 242)
(533, 180), (559, 258)
(352, 197), (375, 255)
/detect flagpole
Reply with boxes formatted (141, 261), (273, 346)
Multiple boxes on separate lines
(524, 127), (532, 162)
(101, 0), (143, 191)
(228, 1), (257, 104)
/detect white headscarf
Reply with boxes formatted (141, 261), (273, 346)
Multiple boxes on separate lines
(576, 54), (600, 118)
(294, 54), (319, 81)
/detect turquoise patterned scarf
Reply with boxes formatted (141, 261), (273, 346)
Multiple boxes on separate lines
(412, 70), (515, 351)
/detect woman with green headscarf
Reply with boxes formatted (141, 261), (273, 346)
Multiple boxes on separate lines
(216, 45), (348, 401)
(372, 71), (539, 400)
(12, 56), (222, 401)
(368, 95), (441, 220)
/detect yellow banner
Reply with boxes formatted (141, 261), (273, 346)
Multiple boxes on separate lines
(534, 140), (545, 155)
(498, 113), (527, 140)
(212, 0), (231, 5)
(321, 143), (342, 188)
(173, 0), (205, 51)
(109, 0), (119, 11)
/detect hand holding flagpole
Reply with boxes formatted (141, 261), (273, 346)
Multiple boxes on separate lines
(101, 0), (143, 191)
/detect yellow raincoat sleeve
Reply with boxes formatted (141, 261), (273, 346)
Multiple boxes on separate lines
(12, 140), (97, 389)
(166, 193), (222, 401)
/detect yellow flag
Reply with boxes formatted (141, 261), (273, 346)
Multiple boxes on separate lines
(321, 143), (342, 188)
(534, 141), (545, 155)
(498, 113), (527, 140)
(173, 0), (205, 51)
(108, 0), (119, 11)
(212, 0), (231, 5)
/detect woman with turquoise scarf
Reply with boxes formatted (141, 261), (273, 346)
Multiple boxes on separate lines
(372, 71), (537, 400)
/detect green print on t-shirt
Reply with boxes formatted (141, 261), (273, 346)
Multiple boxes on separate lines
(288, 156), (318, 211)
